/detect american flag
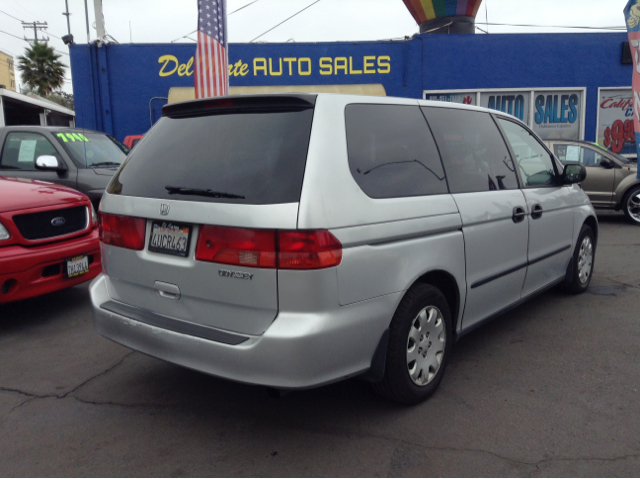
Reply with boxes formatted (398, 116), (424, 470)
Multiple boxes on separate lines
(195, 0), (228, 98)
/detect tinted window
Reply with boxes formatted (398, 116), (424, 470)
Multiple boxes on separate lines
(422, 108), (519, 194)
(53, 131), (127, 168)
(498, 118), (558, 187)
(0, 132), (61, 171)
(108, 109), (314, 205)
(345, 104), (447, 198)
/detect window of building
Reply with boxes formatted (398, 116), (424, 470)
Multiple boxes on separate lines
(345, 104), (448, 199)
(10, 80), (15, 89)
(8, 60), (13, 71)
(422, 107), (519, 194)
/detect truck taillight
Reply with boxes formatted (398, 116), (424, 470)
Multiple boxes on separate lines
(99, 213), (146, 250)
(195, 226), (342, 270)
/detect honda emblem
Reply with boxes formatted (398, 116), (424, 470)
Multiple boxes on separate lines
(160, 204), (170, 216)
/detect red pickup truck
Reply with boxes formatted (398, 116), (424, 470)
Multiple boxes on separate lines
(0, 176), (101, 303)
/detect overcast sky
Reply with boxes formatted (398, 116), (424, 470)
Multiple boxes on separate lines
(0, 0), (630, 94)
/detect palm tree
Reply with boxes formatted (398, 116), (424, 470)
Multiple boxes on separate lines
(18, 42), (66, 96)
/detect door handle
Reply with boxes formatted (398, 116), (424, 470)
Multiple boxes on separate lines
(531, 204), (543, 220)
(154, 281), (181, 300)
(512, 206), (526, 223)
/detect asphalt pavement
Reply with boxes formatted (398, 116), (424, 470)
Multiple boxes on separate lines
(1, 210), (639, 477)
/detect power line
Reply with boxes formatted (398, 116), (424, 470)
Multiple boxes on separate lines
(476, 22), (625, 31)
(0, 8), (22, 22)
(250, 0), (322, 43)
(0, 29), (69, 56)
(2, 0), (40, 22)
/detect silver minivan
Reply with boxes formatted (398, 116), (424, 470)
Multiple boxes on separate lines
(90, 94), (597, 404)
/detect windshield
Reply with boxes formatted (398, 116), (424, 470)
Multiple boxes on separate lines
(53, 131), (128, 168)
(107, 108), (314, 205)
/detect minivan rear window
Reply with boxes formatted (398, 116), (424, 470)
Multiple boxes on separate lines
(107, 108), (314, 205)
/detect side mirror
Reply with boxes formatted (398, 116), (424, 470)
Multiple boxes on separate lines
(35, 155), (66, 172)
(600, 157), (614, 169)
(563, 163), (587, 185)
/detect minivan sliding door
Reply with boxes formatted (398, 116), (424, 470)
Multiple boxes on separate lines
(423, 107), (528, 330)
(497, 118), (574, 298)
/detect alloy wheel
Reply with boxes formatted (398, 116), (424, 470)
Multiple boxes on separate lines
(577, 236), (593, 284)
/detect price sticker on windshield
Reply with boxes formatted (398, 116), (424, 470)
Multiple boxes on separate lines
(57, 133), (89, 143)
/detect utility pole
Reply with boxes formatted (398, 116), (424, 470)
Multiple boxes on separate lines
(93, 0), (105, 40)
(62, 0), (71, 36)
(83, 0), (90, 43)
(22, 21), (49, 43)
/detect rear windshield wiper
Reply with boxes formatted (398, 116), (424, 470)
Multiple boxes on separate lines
(89, 162), (122, 168)
(165, 186), (245, 199)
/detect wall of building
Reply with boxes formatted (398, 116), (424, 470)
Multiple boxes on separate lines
(0, 50), (17, 92)
(70, 32), (632, 146)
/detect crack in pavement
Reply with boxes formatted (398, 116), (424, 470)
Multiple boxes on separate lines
(0, 351), (135, 421)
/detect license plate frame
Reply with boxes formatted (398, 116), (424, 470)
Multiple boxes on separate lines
(148, 220), (193, 258)
(65, 254), (90, 278)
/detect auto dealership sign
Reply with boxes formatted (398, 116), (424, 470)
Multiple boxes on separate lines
(597, 87), (636, 155)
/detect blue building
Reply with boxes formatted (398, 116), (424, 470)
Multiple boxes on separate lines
(69, 32), (636, 156)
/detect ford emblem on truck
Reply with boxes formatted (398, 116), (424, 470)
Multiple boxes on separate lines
(51, 217), (66, 227)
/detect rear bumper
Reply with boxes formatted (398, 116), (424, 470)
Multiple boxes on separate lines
(0, 229), (101, 303)
(89, 274), (399, 389)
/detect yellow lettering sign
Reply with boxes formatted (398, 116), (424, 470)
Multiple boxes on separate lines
(298, 58), (312, 76)
(319, 57), (333, 76)
(363, 56), (376, 74)
(269, 58), (283, 76)
(349, 57), (362, 75)
(158, 55), (179, 77)
(283, 58), (297, 76)
(254, 58), (268, 76)
(334, 57), (348, 75)
(377, 56), (391, 74)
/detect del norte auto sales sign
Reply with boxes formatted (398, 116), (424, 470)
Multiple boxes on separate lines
(598, 89), (636, 156)
(624, 0), (640, 177)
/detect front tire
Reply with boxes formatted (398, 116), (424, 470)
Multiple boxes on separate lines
(622, 185), (640, 225)
(564, 224), (595, 294)
(373, 284), (453, 405)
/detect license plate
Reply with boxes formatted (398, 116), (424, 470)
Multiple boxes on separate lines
(148, 221), (192, 257)
(66, 255), (89, 278)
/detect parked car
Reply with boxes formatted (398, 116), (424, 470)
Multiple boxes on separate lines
(123, 135), (144, 149)
(547, 139), (640, 225)
(0, 176), (101, 303)
(0, 126), (130, 209)
(90, 94), (596, 404)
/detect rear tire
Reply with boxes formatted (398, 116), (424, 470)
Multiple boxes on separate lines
(373, 283), (453, 405)
(564, 224), (595, 294)
(622, 185), (640, 225)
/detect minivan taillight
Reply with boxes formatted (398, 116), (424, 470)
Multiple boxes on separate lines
(195, 226), (342, 270)
(99, 213), (146, 250)
(195, 226), (277, 268)
(278, 230), (342, 270)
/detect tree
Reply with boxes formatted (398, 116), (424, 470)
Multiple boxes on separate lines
(18, 42), (66, 96)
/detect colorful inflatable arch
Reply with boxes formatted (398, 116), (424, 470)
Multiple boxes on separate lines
(402, 0), (483, 33)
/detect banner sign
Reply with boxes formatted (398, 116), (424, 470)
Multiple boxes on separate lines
(479, 91), (530, 122)
(530, 90), (583, 140)
(624, 0), (640, 177)
(597, 88), (636, 155)
(424, 93), (476, 105)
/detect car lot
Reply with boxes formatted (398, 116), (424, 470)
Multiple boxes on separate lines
(1, 210), (638, 476)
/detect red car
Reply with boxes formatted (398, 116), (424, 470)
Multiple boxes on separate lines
(123, 135), (143, 149)
(0, 176), (101, 303)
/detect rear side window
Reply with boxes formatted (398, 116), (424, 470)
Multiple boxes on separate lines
(108, 109), (314, 205)
(0, 132), (61, 171)
(345, 104), (448, 199)
(422, 108), (519, 194)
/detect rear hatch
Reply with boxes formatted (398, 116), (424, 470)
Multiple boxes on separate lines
(100, 95), (317, 336)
